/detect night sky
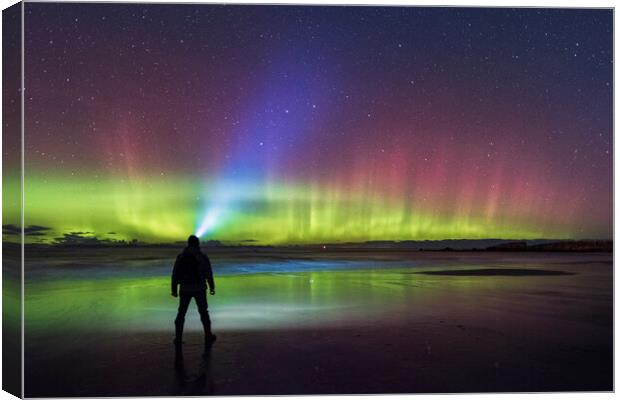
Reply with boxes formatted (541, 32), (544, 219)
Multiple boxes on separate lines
(13, 4), (613, 244)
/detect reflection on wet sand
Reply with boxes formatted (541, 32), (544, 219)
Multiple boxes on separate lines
(24, 250), (612, 396)
(173, 343), (214, 395)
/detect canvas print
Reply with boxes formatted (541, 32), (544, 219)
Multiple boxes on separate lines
(2, 2), (613, 397)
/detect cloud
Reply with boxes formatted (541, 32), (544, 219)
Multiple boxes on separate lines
(25, 231), (48, 237)
(51, 232), (144, 246)
(3, 224), (52, 236)
(52, 232), (109, 245)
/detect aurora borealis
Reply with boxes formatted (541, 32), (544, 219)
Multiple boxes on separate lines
(9, 4), (613, 244)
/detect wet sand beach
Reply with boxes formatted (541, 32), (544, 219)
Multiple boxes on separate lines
(24, 249), (612, 396)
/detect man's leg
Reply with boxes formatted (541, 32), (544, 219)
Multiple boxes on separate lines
(174, 293), (191, 345)
(195, 291), (215, 345)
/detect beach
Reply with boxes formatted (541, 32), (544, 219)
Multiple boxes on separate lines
(23, 249), (613, 396)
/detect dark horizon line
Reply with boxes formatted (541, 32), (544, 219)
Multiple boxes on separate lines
(6, 237), (614, 248)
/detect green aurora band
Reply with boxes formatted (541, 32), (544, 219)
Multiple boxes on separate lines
(4, 172), (575, 245)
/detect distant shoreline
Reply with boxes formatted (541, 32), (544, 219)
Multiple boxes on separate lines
(5, 239), (613, 252)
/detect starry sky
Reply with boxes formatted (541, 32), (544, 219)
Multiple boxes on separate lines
(8, 4), (613, 244)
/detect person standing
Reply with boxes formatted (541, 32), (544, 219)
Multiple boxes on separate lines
(171, 235), (216, 348)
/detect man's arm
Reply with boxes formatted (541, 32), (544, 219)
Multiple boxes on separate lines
(171, 256), (180, 297)
(203, 254), (215, 294)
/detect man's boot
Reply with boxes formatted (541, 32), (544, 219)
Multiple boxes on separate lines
(201, 314), (216, 347)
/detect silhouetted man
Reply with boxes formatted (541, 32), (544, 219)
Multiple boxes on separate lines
(172, 235), (216, 348)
